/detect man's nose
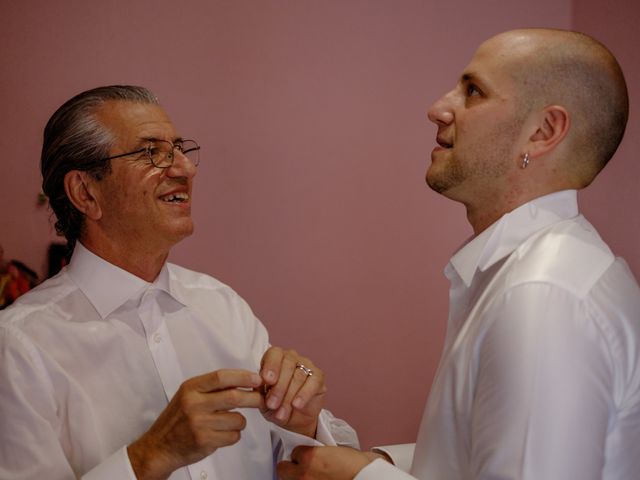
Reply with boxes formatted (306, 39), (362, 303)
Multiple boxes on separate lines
(166, 149), (198, 179)
(427, 90), (455, 126)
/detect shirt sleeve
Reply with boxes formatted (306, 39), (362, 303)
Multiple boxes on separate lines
(270, 408), (360, 462)
(371, 443), (415, 472)
(355, 458), (418, 480)
(469, 283), (614, 480)
(315, 408), (360, 448)
(0, 325), (136, 480)
(81, 447), (137, 480)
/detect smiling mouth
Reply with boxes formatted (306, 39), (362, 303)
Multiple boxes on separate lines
(160, 192), (189, 203)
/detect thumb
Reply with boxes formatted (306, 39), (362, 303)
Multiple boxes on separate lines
(290, 445), (314, 465)
(276, 459), (299, 479)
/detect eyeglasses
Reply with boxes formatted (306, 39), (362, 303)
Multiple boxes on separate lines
(100, 139), (200, 168)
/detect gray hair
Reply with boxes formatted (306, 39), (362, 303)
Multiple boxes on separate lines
(41, 85), (159, 252)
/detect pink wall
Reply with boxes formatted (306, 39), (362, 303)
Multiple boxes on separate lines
(1, 0), (636, 450)
(574, 1), (640, 285)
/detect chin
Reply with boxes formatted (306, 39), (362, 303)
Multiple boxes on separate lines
(166, 220), (195, 245)
(426, 170), (448, 194)
(177, 224), (195, 241)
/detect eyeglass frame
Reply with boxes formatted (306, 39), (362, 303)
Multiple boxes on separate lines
(98, 138), (201, 168)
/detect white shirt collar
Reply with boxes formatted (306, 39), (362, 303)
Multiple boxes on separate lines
(67, 243), (176, 319)
(449, 190), (580, 287)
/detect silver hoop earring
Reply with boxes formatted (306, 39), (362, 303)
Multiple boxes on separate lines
(521, 152), (530, 169)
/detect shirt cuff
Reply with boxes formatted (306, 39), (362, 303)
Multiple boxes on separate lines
(355, 458), (417, 480)
(316, 409), (360, 448)
(269, 409), (360, 462)
(271, 423), (323, 461)
(81, 446), (137, 480)
(371, 443), (415, 472)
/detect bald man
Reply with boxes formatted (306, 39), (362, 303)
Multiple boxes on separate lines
(277, 28), (640, 480)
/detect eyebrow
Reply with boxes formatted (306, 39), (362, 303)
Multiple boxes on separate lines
(139, 136), (185, 144)
(460, 71), (493, 93)
(460, 72), (479, 84)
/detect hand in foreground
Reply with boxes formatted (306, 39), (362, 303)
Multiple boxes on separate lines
(127, 369), (263, 480)
(260, 347), (327, 437)
(277, 445), (382, 480)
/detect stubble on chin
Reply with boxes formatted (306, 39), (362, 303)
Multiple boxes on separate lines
(426, 157), (466, 194)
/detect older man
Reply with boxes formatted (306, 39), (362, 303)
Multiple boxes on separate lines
(277, 28), (640, 480)
(0, 86), (357, 479)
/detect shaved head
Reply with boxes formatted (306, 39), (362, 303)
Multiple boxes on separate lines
(490, 29), (628, 185)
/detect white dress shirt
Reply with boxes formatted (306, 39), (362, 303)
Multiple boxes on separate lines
(0, 243), (357, 480)
(357, 190), (640, 480)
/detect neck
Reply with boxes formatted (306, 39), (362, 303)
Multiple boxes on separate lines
(457, 186), (522, 236)
(466, 204), (508, 236)
(464, 185), (567, 236)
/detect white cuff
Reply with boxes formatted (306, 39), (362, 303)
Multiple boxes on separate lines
(316, 409), (360, 448)
(269, 409), (359, 462)
(371, 443), (415, 473)
(81, 446), (137, 480)
(355, 458), (417, 480)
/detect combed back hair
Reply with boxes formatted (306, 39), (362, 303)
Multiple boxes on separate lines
(508, 29), (629, 186)
(41, 85), (159, 252)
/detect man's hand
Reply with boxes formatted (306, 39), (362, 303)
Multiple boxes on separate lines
(260, 347), (327, 437)
(127, 369), (263, 480)
(277, 445), (381, 480)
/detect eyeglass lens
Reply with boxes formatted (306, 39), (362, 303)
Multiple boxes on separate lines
(149, 140), (200, 168)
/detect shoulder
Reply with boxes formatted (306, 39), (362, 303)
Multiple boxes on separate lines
(0, 269), (77, 328)
(0, 270), (80, 369)
(504, 215), (615, 298)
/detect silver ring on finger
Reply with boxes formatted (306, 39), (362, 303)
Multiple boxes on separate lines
(295, 363), (313, 377)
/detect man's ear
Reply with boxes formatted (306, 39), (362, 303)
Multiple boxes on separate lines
(63, 171), (103, 221)
(527, 105), (570, 158)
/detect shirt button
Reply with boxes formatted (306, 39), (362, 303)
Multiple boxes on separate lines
(200, 471), (208, 480)
(153, 333), (162, 344)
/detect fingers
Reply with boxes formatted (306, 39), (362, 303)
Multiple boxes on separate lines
(291, 445), (314, 464)
(263, 348), (298, 412)
(192, 369), (262, 393)
(277, 446), (373, 480)
(260, 347), (325, 421)
(276, 460), (298, 480)
(128, 371), (264, 477)
(175, 369), (264, 415)
(276, 446), (314, 480)
(289, 366), (327, 410)
(276, 363), (322, 422)
(205, 385), (264, 411)
(261, 346), (284, 386)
